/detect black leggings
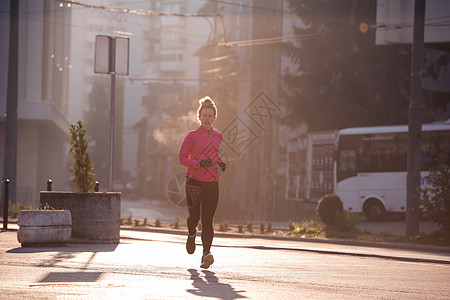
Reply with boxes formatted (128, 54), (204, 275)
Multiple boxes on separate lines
(185, 177), (219, 254)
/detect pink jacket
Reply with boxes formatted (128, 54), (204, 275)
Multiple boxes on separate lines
(179, 126), (224, 182)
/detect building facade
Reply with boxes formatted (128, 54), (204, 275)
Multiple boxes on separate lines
(0, 0), (71, 205)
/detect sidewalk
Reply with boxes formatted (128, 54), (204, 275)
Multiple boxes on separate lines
(119, 225), (450, 263)
(1, 225), (450, 299)
(3, 222), (450, 263)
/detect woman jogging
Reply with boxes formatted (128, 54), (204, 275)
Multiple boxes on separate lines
(179, 96), (226, 269)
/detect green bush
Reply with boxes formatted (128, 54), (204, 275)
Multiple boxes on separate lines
(267, 222), (273, 232)
(155, 219), (161, 227)
(69, 121), (96, 192)
(335, 211), (359, 232)
(288, 222), (296, 231)
(173, 217), (180, 229)
(316, 193), (344, 226)
(420, 153), (450, 230)
(289, 220), (323, 236)
(219, 221), (229, 232)
(260, 222), (265, 234)
(246, 221), (253, 233)
(237, 223), (243, 233)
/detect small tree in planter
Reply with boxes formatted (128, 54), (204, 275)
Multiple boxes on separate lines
(40, 121), (121, 244)
(69, 121), (96, 192)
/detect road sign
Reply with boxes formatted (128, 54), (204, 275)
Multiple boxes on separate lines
(94, 35), (129, 75)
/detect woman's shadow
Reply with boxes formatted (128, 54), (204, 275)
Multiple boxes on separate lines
(187, 269), (246, 299)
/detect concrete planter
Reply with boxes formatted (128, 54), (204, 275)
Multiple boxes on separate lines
(17, 210), (72, 247)
(40, 192), (121, 244)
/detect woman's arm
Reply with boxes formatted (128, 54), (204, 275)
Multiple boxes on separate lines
(179, 133), (200, 168)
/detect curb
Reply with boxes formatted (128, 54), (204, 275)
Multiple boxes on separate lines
(2, 225), (449, 265)
(7, 222), (450, 254)
(120, 225), (450, 254)
(120, 226), (450, 265)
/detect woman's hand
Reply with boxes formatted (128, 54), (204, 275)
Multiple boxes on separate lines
(200, 159), (213, 167)
(218, 162), (227, 172)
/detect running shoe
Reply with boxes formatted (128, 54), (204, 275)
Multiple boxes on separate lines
(200, 252), (214, 269)
(186, 230), (196, 254)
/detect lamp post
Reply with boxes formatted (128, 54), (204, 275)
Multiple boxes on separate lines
(406, 0), (426, 237)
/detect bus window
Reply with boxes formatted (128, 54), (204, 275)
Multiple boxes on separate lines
(340, 150), (356, 172)
(421, 131), (450, 170)
(336, 136), (359, 182)
(358, 133), (407, 173)
(337, 132), (408, 182)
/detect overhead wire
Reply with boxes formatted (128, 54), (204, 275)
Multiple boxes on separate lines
(204, 0), (289, 14)
(372, 15), (450, 30)
(59, 0), (220, 17)
(216, 32), (320, 47)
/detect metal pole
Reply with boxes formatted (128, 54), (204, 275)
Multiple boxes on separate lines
(3, 179), (10, 231)
(406, 0), (426, 237)
(3, 0), (19, 204)
(47, 179), (52, 191)
(109, 37), (116, 192)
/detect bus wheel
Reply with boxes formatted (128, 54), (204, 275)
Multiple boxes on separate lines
(364, 199), (386, 222)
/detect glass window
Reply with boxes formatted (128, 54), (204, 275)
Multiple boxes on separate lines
(355, 133), (407, 173)
(421, 131), (450, 170)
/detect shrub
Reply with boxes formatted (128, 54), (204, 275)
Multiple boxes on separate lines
(316, 193), (344, 226)
(69, 121), (96, 192)
(219, 221), (229, 232)
(335, 211), (359, 232)
(246, 221), (253, 233)
(287, 220), (324, 237)
(155, 219), (161, 227)
(174, 217), (180, 229)
(420, 153), (450, 230)
(288, 222), (296, 231)
(267, 222), (272, 232)
(260, 222), (265, 234)
(237, 224), (243, 233)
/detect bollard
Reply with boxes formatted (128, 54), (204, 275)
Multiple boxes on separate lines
(47, 179), (52, 191)
(95, 181), (99, 192)
(2, 179), (10, 231)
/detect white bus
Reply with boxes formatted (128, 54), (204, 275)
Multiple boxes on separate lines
(334, 123), (450, 221)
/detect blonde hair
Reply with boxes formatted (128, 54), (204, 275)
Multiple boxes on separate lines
(197, 96), (217, 121)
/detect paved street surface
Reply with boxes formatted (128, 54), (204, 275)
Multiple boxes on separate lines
(121, 198), (442, 235)
(1, 226), (449, 299)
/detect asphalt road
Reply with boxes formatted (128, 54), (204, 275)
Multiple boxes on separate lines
(1, 228), (449, 299)
(121, 198), (442, 235)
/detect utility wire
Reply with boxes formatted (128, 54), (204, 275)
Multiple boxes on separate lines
(205, 0), (289, 13)
(372, 15), (450, 29)
(216, 32), (319, 47)
(59, 0), (219, 17)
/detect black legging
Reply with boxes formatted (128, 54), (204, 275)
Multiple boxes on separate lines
(185, 177), (219, 254)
